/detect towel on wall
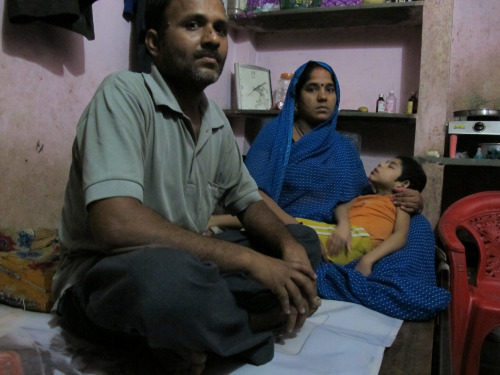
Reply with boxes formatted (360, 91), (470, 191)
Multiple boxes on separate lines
(7, 0), (98, 40)
(122, 0), (152, 72)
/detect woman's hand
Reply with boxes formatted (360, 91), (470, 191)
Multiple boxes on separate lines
(391, 187), (423, 215)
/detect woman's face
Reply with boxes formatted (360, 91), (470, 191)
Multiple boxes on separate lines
(296, 66), (337, 127)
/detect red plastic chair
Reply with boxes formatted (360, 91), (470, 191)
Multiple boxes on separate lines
(438, 191), (500, 375)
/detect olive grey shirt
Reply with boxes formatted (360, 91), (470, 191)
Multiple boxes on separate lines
(52, 65), (261, 308)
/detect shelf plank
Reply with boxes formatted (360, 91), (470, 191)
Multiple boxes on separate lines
(228, 2), (424, 32)
(224, 109), (416, 124)
(418, 156), (500, 167)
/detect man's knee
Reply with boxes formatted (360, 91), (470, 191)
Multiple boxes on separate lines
(286, 223), (322, 269)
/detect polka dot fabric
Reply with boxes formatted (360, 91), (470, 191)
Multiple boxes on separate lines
(317, 214), (451, 321)
(245, 61), (368, 223)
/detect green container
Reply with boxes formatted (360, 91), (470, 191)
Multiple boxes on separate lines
(280, 0), (322, 9)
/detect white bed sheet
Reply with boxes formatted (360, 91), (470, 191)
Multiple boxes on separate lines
(0, 300), (402, 375)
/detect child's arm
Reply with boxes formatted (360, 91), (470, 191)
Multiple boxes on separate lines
(355, 207), (410, 276)
(326, 200), (354, 258)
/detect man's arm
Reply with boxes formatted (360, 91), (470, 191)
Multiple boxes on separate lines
(88, 196), (317, 332)
(355, 207), (410, 276)
(237, 199), (319, 332)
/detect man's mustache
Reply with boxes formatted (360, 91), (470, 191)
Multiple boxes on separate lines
(194, 50), (222, 64)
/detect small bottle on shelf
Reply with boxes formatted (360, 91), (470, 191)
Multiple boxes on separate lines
(273, 73), (293, 110)
(407, 92), (418, 114)
(376, 93), (386, 113)
(386, 90), (397, 113)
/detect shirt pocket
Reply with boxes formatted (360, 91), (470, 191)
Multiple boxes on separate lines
(208, 181), (226, 202)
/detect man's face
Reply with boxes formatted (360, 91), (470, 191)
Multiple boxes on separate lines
(154, 0), (228, 90)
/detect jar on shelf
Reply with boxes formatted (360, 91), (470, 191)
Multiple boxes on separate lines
(273, 72), (293, 110)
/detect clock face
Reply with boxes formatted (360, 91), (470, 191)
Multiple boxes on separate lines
(235, 64), (272, 110)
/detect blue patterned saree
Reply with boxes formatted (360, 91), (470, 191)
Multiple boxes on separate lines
(245, 61), (367, 223)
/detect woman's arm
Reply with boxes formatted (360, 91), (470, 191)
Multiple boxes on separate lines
(355, 207), (410, 276)
(257, 190), (299, 225)
(206, 189), (298, 232)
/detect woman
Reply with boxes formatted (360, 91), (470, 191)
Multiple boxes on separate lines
(245, 61), (370, 224)
(243, 61), (450, 320)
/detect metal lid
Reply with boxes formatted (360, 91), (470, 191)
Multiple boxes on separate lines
(453, 108), (499, 117)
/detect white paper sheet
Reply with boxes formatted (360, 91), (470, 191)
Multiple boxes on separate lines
(0, 300), (402, 375)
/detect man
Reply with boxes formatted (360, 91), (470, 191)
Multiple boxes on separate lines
(51, 0), (321, 373)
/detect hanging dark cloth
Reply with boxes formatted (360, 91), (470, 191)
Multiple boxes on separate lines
(122, 0), (151, 73)
(8, 0), (98, 40)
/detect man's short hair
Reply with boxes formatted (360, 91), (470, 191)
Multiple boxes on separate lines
(145, 0), (172, 33)
(396, 156), (427, 192)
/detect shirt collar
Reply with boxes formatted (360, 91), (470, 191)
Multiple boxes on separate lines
(143, 65), (224, 130)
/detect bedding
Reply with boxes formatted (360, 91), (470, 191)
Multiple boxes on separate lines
(0, 300), (402, 375)
(0, 228), (59, 313)
(316, 215), (451, 320)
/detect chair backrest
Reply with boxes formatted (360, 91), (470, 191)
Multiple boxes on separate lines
(439, 191), (500, 289)
(438, 191), (500, 371)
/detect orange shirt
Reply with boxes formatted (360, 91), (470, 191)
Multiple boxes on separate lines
(349, 194), (396, 248)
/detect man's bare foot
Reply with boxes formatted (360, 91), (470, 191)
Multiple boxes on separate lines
(153, 348), (207, 375)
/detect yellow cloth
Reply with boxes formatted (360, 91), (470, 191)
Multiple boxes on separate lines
(297, 194), (396, 265)
(296, 219), (372, 264)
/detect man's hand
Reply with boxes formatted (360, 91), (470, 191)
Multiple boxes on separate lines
(281, 241), (319, 329)
(391, 187), (423, 214)
(248, 251), (317, 332)
(238, 200), (318, 332)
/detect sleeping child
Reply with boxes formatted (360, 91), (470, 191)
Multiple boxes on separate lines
(297, 156), (427, 276)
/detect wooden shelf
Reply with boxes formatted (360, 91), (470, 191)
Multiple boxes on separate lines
(224, 109), (416, 124)
(418, 156), (500, 167)
(223, 109), (280, 119)
(228, 2), (424, 32)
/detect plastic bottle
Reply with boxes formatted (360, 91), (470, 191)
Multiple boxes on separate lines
(407, 92), (418, 114)
(273, 73), (293, 110)
(474, 147), (483, 159)
(376, 94), (385, 113)
(386, 90), (397, 113)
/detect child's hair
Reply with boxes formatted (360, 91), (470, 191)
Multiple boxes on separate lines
(396, 156), (427, 192)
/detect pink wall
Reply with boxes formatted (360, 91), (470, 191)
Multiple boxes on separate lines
(1, 0), (499, 227)
(448, 0), (500, 114)
(0, 0), (130, 227)
(207, 25), (422, 114)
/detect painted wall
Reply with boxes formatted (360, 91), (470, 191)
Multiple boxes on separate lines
(1, 0), (499, 227)
(216, 26), (422, 114)
(448, 0), (500, 113)
(0, 0), (131, 228)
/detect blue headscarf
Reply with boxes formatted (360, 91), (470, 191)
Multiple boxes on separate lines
(245, 61), (368, 223)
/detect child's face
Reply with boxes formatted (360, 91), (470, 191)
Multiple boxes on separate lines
(368, 158), (404, 189)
